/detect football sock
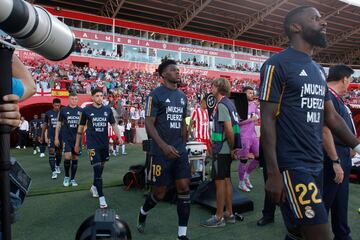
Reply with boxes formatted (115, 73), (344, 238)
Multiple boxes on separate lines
(71, 160), (78, 180)
(93, 163), (104, 197)
(64, 159), (71, 177)
(177, 191), (190, 227)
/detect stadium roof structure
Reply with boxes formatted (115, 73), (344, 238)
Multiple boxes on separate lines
(33, 0), (360, 67)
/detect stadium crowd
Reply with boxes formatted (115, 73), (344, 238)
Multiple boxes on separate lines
(23, 59), (258, 117)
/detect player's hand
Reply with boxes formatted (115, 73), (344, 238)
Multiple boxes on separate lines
(351, 150), (356, 158)
(0, 94), (21, 128)
(333, 163), (344, 184)
(54, 138), (60, 147)
(162, 144), (180, 159)
(265, 172), (286, 204)
(39, 137), (43, 144)
(74, 145), (80, 154)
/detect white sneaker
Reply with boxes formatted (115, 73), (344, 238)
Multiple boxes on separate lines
(63, 177), (70, 187)
(90, 185), (99, 198)
(36, 146), (40, 152)
(33, 150), (37, 155)
(52, 172), (58, 179)
(238, 181), (250, 192)
(112, 152), (117, 157)
(16, 146), (20, 149)
(70, 179), (78, 187)
(55, 166), (61, 174)
(99, 196), (108, 209)
(40, 153), (45, 158)
(245, 177), (253, 189)
(23, 146), (26, 149)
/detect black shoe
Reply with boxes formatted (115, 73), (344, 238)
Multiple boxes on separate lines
(137, 211), (147, 233)
(178, 236), (189, 240)
(257, 217), (274, 226)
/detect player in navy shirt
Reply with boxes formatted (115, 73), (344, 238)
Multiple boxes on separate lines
(38, 113), (47, 158)
(41, 98), (62, 179)
(75, 89), (122, 209)
(55, 92), (82, 187)
(137, 60), (191, 240)
(260, 6), (360, 240)
(29, 114), (40, 155)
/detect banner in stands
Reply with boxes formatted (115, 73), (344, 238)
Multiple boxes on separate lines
(72, 30), (267, 63)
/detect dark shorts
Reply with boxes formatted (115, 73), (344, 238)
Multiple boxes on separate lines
(212, 154), (232, 180)
(149, 151), (191, 187)
(88, 148), (109, 165)
(280, 169), (327, 229)
(48, 137), (63, 149)
(63, 141), (78, 155)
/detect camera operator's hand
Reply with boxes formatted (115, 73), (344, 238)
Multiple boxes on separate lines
(0, 94), (21, 128)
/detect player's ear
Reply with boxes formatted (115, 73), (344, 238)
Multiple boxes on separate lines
(290, 22), (302, 34)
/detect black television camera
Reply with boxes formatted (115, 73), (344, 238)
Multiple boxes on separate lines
(76, 209), (131, 240)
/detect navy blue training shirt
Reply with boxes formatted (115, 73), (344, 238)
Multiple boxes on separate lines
(259, 48), (330, 172)
(325, 88), (356, 166)
(45, 109), (60, 139)
(145, 85), (187, 156)
(30, 119), (40, 135)
(79, 105), (115, 149)
(58, 106), (82, 143)
(37, 119), (45, 136)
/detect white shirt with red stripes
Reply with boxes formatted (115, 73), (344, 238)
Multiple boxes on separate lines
(191, 108), (210, 140)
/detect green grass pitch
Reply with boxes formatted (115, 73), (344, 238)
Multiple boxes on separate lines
(9, 144), (360, 240)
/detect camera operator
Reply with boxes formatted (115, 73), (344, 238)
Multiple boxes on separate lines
(0, 53), (36, 240)
(1, 54), (36, 126)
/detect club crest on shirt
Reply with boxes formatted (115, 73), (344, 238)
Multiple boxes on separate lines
(104, 112), (108, 117)
(304, 206), (315, 219)
(180, 98), (185, 105)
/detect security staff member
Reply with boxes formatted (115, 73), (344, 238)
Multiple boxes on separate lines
(323, 65), (355, 240)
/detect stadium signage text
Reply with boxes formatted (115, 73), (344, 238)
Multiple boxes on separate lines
(73, 30), (267, 63)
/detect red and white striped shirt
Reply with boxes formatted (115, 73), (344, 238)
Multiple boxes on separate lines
(108, 125), (116, 139)
(191, 108), (210, 140)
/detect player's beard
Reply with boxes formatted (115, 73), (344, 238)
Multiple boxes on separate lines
(301, 27), (328, 48)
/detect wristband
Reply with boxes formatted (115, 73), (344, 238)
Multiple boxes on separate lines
(332, 158), (341, 164)
(354, 144), (360, 154)
(12, 77), (24, 99)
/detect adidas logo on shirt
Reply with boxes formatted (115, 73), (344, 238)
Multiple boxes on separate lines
(165, 98), (171, 103)
(299, 69), (308, 77)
